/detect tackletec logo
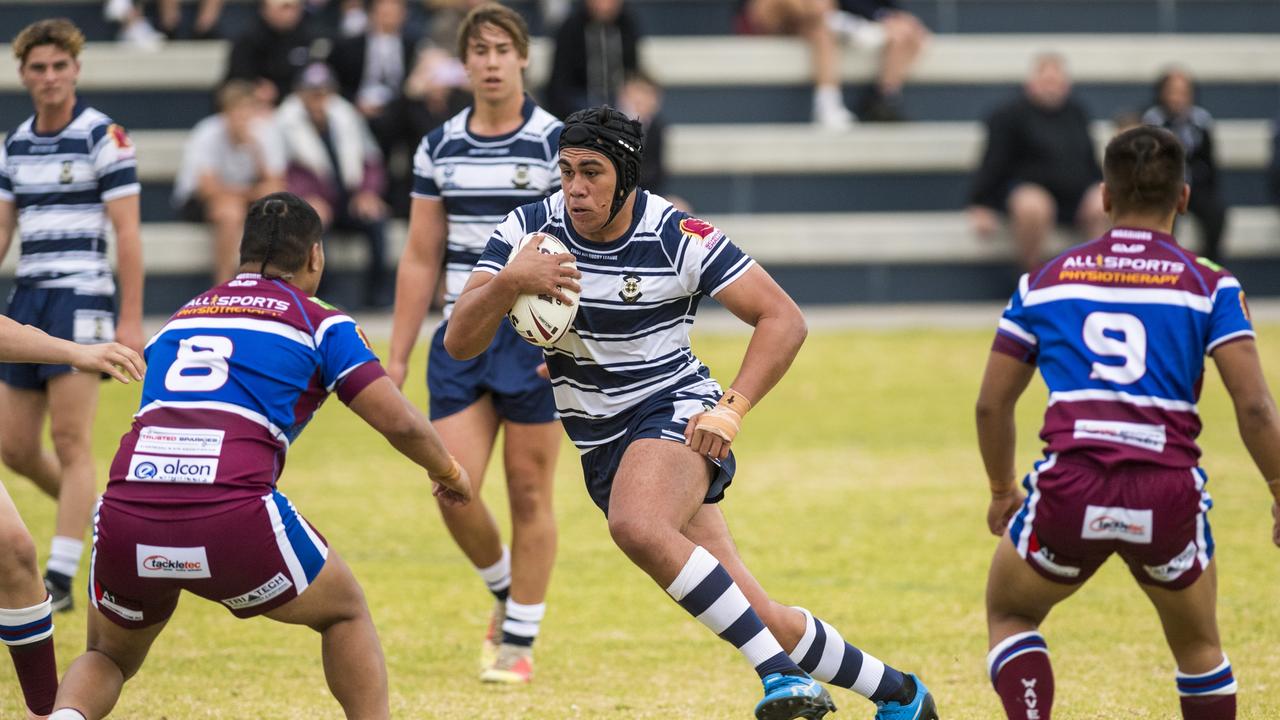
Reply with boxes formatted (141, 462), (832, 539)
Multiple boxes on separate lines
(136, 544), (211, 579)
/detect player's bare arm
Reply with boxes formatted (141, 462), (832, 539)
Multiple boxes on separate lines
(0, 316), (144, 383)
(347, 375), (473, 505)
(0, 198), (15, 263)
(106, 193), (144, 353)
(1211, 338), (1280, 547)
(444, 241), (581, 360)
(387, 197), (448, 387)
(975, 351), (1036, 536)
(684, 264), (806, 461)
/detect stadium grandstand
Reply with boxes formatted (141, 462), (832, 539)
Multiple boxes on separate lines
(1, 0), (1278, 310)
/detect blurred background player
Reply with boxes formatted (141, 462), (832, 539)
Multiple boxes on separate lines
(173, 79), (286, 285)
(445, 105), (937, 720)
(278, 62), (392, 309)
(1142, 67), (1228, 264)
(0, 19), (145, 614)
(46, 193), (471, 720)
(976, 126), (1280, 720)
(968, 53), (1107, 271)
(0, 327), (142, 720)
(388, 3), (563, 684)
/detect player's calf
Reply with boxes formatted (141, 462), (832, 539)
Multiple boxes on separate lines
(1, 594), (58, 717)
(988, 631), (1053, 720)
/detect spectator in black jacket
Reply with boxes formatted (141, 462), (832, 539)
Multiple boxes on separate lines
(545, 0), (640, 119)
(224, 0), (317, 106)
(1143, 68), (1228, 262)
(969, 53), (1107, 270)
(329, 0), (419, 210)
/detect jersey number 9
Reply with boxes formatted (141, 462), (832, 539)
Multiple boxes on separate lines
(1083, 312), (1147, 385)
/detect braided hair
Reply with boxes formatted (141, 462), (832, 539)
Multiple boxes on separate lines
(239, 192), (322, 279)
(1103, 126), (1185, 216)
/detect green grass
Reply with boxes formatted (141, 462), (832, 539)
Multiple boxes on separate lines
(4, 324), (1280, 718)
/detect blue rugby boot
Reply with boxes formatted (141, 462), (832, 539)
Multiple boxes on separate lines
(754, 672), (837, 720)
(874, 673), (938, 720)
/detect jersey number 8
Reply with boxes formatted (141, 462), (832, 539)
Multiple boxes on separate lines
(1083, 312), (1147, 384)
(165, 335), (234, 392)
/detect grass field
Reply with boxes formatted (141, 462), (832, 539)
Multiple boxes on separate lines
(4, 322), (1280, 719)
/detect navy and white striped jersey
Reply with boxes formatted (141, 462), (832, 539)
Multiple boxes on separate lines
(474, 190), (756, 451)
(411, 97), (562, 317)
(0, 103), (140, 297)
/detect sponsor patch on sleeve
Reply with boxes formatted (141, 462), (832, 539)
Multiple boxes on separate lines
(679, 217), (724, 250)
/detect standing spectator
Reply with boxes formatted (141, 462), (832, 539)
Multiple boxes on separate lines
(545, 0), (640, 119)
(329, 0), (420, 210)
(173, 80), (286, 284)
(734, 0), (848, 128)
(832, 0), (928, 122)
(1143, 67), (1228, 263)
(225, 0), (317, 106)
(278, 63), (392, 307)
(968, 53), (1108, 270)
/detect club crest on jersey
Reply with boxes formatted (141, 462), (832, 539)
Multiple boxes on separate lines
(59, 160), (73, 184)
(442, 164), (457, 190)
(513, 164), (531, 189)
(679, 217), (724, 250)
(107, 123), (134, 158)
(619, 273), (643, 303)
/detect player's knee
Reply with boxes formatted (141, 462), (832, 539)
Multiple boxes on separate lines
(607, 514), (661, 560)
(0, 444), (40, 477)
(49, 424), (91, 458)
(0, 527), (39, 588)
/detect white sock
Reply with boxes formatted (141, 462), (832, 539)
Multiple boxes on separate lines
(50, 710), (87, 720)
(813, 85), (845, 114)
(476, 546), (511, 599)
(46, 536), (84, 579)
(502, 600), (546, 646)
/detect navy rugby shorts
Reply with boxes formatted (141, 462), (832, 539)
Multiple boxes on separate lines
(427, 319), (557, 424)
(580, 387), (736, 515)
(0, 286), (115, 390)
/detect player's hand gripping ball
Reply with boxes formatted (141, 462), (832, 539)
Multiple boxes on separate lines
(507, 232), (580, 347)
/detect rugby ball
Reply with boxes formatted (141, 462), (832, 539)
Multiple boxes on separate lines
(506, 232), (579, 347)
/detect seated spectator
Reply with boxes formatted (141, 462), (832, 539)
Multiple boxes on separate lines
(225, 0), (317, 106)
(278, 63), (393, 308)
(733, 0), (836, 127)
(154, 0), (227, 39)
(1142, 67), (1228, 262)
(105, 0), (166, 49)
(832, 0), (928, 122)
(173, 80), (286, 284)
(329, 0), (420, 209)
(545, 0), (640, 119)
(968, 53), (1107, 270)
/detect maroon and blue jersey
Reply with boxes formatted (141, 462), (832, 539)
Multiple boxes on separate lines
(992, 227), (1254, 468)
(106, 274), (386, 511)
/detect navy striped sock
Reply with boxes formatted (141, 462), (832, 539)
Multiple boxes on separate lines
(476, 547), (511, 602)
(666, 546), (800, 678)
(500, 600), (545, 648)
(788, 607), (905, 702)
